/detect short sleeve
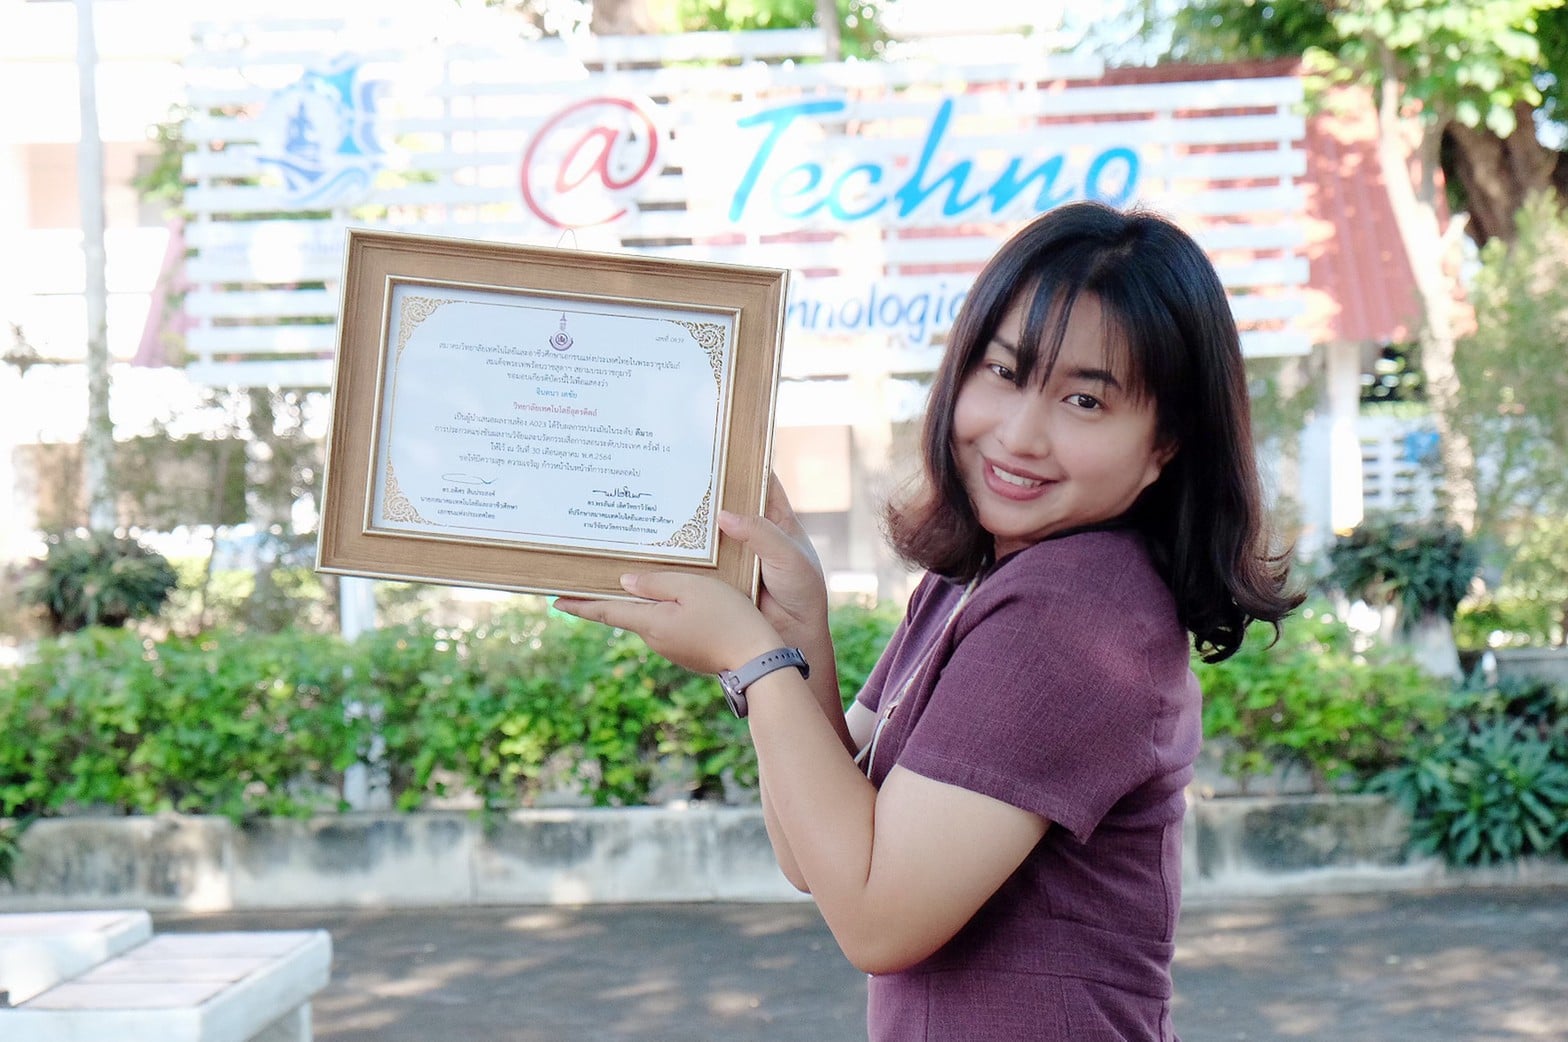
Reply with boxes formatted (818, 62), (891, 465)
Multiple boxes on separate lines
(894, 547), (1183, 844)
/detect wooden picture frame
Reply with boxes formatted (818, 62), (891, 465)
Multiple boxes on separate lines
(317, 228), (789, 601)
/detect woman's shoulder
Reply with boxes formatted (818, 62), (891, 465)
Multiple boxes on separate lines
(987, 528), (1169, 606)
(973, 532), (1193, 702)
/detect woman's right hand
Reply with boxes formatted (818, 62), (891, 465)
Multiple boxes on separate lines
(719, 472), (830, 650)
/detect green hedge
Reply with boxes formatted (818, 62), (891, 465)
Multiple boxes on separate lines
(1198, 605), (1449, 791)
(0, 604), (901, 820)
(13, 592), (1563, 870)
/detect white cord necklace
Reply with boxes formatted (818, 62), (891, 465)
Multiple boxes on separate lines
(854, 574), (981, 775)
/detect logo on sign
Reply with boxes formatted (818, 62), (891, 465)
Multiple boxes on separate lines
(520, 97), (665, 229)
(255, 55), (388, 206)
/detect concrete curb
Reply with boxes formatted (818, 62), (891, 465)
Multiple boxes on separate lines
(3, 797), (1566, 912)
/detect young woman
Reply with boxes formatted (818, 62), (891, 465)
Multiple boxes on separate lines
(556, 201), (1300, 1041)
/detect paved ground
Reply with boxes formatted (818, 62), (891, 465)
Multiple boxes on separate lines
(157, 886), (1568, 1042)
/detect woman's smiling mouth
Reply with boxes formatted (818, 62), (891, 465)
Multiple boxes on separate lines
(984, 461), (1051, 500)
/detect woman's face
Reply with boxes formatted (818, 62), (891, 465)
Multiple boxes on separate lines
(950, 292), (1173, 558)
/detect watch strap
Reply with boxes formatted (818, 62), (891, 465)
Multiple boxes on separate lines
(719, 647), (809, 718)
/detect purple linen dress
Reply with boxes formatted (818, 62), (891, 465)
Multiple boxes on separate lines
(855, 530), (1200, 1042)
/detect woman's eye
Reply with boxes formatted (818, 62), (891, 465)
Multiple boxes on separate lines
(1066, 392), (1103, 410)
(986, 361), (1018, 383)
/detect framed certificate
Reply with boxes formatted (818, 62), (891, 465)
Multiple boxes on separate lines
(316, 228), (789, 601)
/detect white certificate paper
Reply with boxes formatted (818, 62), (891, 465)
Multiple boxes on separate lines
(368, 278), (735, 564)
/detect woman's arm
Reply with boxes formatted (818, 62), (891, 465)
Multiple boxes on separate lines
(720, 476), (855, 890)
(554, 573), (1048, 975)
(726, 474), (852, 746)
(744, 666), (1048, 973)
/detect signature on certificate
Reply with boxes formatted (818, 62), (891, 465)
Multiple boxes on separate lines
(442, 472), (497, 486)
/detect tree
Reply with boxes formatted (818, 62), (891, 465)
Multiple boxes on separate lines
(483, 0), (883, 57)
(1144, 0), (1565, 536)
(1452, 191), (1568, 641)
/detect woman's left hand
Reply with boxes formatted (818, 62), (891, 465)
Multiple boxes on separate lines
(554, 572), (783, 676)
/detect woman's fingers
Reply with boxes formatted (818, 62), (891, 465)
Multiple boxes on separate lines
(554, 572), (781, 676)
(552, 593), (651, 631)
(764, 471), (804, 533)
(720, 508), (804, 570)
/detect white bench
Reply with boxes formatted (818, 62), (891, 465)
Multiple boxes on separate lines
(0, 914), (331, 1042)
(0, 910), (154, 1006)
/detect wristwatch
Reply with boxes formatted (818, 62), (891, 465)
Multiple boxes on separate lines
(718, 647), (810, 718)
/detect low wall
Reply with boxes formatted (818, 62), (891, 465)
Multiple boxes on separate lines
(1493, 646), (1568, 688)
(2, 797), (1565, 912)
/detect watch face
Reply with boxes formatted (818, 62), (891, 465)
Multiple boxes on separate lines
(722, 681), (748, 719)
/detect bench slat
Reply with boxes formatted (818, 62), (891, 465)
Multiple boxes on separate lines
(1, 930), (331, 1042)
(0, 911), (153, 1006)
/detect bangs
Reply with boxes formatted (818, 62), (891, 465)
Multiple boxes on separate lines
(1006, 279), (1151, 405)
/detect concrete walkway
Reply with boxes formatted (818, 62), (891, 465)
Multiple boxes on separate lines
(157, 886), (1568, 1041)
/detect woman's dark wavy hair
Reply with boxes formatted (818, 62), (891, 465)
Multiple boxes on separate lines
(885, 201), (1301, 661)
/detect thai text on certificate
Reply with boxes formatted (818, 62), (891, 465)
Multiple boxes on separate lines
(369, 279), (735, 563)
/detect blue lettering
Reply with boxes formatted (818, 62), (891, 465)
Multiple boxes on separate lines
(987, 155), (1072, 214)
(945, 290), (967, 325)
(772, 162), (827, 218)
(730, 99), (847, 221)
(786, 297), (816, 330)
(1085, 147), (1139, 206)
(893, 100), (984, 218)
(905, 292), (930, 344)
(827, 163), (887, 220)
(877, 292), (903, 328)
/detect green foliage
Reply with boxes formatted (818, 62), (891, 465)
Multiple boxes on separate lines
(828, 601), (902, 705)
(23, 532), (180, 634)
(132, 107), (193, 214)
(1199, 606), (1449, 790)
(1455, 591), (1562, 649)
(1160, 0), (1556, 135)
(0, 602), (898, 818)
(1457, 191), (1568, 531)
(1326, 515), (1480, 626)
(1372, 677), (1568, 865)
(1449, 192), (1568, 641)
(1162, 0), (1337, 64)
(0, 627), (361, 820)
(676, 0), (885, 58)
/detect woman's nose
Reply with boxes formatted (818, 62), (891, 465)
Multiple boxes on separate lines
(994, 396), (1053, 456)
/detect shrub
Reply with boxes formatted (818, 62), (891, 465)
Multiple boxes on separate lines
(0, 627), (359, 820)
(829, 602), (904, 705)
(1326, 515), (1479, 628)
(24, 531), (179, 633)
(0, 602), (902, 819)
(1371, 677), (1568, 865)
(1198, 605), (1448, 791)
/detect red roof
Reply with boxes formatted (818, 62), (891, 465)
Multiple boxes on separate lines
(1104, 60), (1426, 346)
(1299, 87), (1425, 344)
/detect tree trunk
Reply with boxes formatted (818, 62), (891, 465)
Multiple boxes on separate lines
(590, 0), (662, 36)
(1442, 100), (1564, 247)
(76, 0), (114, 532)
(817, 0), (842, 58)
(1374, 58), (1478, 533)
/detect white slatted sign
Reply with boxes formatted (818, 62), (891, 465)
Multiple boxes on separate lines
(177, 14), (1309, 388)
(1359, 413), (1443, 518)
